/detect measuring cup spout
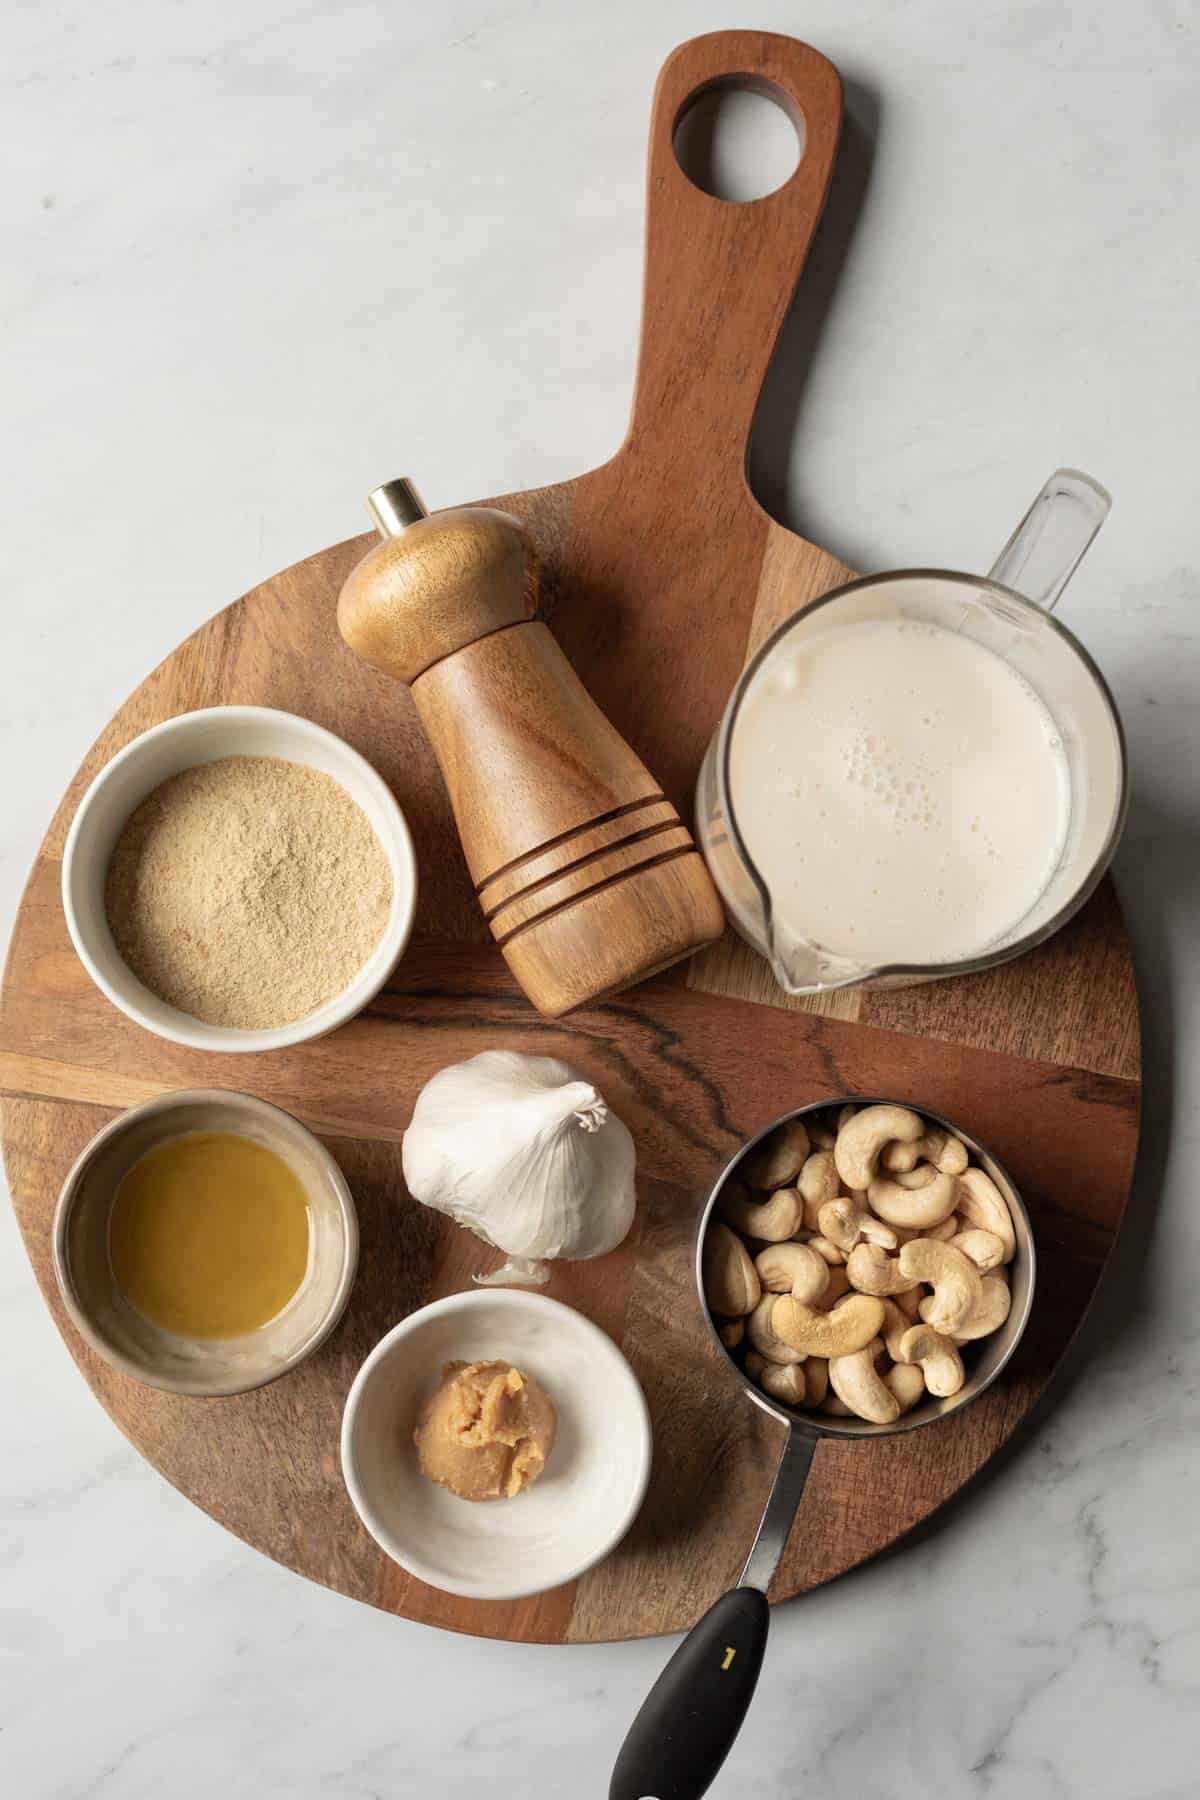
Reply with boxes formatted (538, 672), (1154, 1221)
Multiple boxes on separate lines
(987, 468), (1111, 613)
(764, 910), (872, 996)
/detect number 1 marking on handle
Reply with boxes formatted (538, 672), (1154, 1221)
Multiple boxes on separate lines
(721, 1646), (736, 1670)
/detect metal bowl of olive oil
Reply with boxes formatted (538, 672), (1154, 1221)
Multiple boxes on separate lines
(53, 1089), (358, 1396)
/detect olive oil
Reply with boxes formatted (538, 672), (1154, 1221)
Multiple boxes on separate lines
(109, 1132), (310, 1338)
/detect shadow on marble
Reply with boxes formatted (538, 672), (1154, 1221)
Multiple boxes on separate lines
(749, 74), (881, 563)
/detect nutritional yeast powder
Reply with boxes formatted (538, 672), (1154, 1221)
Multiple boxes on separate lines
(105, 755), (393, 1029)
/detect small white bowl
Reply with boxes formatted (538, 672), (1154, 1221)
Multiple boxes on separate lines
(341, 1289), (653, 1601)
(53, 1088), (358, 1397)
(62, 706), (417, 1053)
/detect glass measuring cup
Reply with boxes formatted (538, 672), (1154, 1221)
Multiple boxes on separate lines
(695, 470), (1127, 994)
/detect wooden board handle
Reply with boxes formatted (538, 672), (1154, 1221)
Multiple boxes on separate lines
(626, 31), (842, 483)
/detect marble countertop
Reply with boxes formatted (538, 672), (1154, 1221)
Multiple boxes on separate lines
(4, 3), (1198, 1795)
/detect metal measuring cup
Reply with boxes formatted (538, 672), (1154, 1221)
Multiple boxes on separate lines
(610, 1096), (1037, 1800)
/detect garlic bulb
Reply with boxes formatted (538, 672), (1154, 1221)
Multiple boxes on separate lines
(401, 1050), (637, 1286)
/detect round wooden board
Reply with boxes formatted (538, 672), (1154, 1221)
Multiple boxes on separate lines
(0, 528), (1141, 1646)
(0, 30), (1141, 1646)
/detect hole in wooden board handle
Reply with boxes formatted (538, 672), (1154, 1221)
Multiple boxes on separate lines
(673, 81), (805, 202)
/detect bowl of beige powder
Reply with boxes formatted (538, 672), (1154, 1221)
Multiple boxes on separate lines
(63, 707), (417, 1052)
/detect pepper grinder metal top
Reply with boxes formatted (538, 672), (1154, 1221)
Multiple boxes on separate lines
(367, 478), (428, 538)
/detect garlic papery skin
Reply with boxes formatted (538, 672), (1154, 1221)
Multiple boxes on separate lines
(401, 1050), (637, 1286)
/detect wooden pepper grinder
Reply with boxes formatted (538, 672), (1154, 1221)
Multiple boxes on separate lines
(338, 478), (725, 1017)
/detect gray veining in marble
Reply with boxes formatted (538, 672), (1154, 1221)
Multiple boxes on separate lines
(3, 2), (1199, 1795)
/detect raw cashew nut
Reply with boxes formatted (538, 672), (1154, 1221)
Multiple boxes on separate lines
(807, 1235), (846, 1266)
(760, 1362), (807, 1407)
(880, 1297), (914, 1362)
(895, 1284), (924, 1321)
(835, 1104), (923, 1191)
(798, 1149), (840, 1229)
(718, 1318), (744, 1350)
(754, 1241), (830, 1304)
(897, 1324), (964, 1397)
(896, 1165), (949, 1189)
(771, 1292), (885, 1357)
(881, 1128), (969, 1177)
(742, 1119), (811, 1191)
(818, 1197), (898, 1255)
(744, 1350), (766, 1381)
(821, 1392), (854, 1416)
(702, 1221), (762, 1316)
(925, 1129), (970, 1176)
(819, 1265), (852, 1307)
(891, 1213), (959, 1246)
(829, 1337), (901, 1424)
(946, 1269), (1013, 1342)
(836, 1105), (859, 1131)
(884, 1363), (927, 1413)
(954, 1168), (1016, 1263)
(897, 1238), (982, 1335)
(718, 1183), (803, 1243)
(867, 1166), (959, 1231)
(807, 1116), (837, 1150)
(746, 1294), (805, 1365)
(948, 1228), (1005, 1272)
(846, 1242), (919, 1298)
(804, 1356), (830, 1405)
(881, 1140), (921, 1173)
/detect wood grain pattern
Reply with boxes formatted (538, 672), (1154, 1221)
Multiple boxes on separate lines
(337, 503), (537, 685)
(0, 29), (1140, 1644)
(407, 613), (725, 1014)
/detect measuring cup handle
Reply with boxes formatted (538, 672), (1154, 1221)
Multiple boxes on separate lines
(987, 468), (1111, 612)
(608, 1587), (769, 1800)
(609, 1429), (815, 1800)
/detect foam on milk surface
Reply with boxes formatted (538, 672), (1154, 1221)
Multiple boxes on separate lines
(729, 619), (1070, 967)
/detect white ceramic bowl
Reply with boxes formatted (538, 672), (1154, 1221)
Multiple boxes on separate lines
(53, 1088), (358, 1397)
(62, 706), (417, 1053)
(341, 1289), (653, 1601)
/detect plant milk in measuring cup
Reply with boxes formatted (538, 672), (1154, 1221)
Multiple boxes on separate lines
(730, 618), (1071, 967)
(695, 471), (1128, 995)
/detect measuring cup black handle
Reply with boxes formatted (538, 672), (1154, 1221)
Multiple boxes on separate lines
(609, 1586), (769, 1800)
(610, 1429), (815, 1799)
